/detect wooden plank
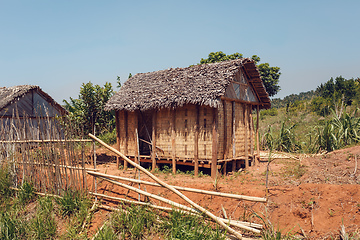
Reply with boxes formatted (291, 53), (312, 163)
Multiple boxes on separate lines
(151, 111), (157, 171)
(232, 101), (236, 172)
(222, 100), (227, 174)
(211, 108), (218, 178)
(171, 109), (176, 174)
(244, 104), (249, 169)
(115, 110), (120, 169)
(194, 105), (200, 176)
(250, 107), (254, 166)
(124, 111), (128, 170)
(256, 105), (260, 165)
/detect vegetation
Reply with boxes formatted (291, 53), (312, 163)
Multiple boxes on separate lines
(63, 82), (115, 138)
(199, 51), (281, 97)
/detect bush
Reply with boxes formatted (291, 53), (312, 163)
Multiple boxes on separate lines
(260, 108), (278, 119)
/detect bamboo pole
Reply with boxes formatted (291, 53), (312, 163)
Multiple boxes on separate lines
(256, 105), (260, 165)
(194, 105), (200, 176)
(151, 111), (157, 171)
(88, 133), (243, 239)
(211, 108), (218, 178)
(92, 193), (263, 230)
(171, 109), (176, 174)
(86, 171), (266, 203)
(244, 104), (249, 169)
(88, 177), (260, 234)
(232, 101), (236, 172)
(19, 162), (99, 171)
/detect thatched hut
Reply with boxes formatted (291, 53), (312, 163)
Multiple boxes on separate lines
(0, 85), (67, 140)
(105, 58), (271, 177)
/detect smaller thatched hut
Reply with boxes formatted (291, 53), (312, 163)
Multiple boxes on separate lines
(105, 58), (271, 177)
(0, 85), (67, 140)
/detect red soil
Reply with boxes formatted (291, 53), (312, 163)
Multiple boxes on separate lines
(87, 145), (360, 239)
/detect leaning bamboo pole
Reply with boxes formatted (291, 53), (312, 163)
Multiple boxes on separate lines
(86, 171), (266, 203)
(89, 133), (244, 239)
(90, 192), (263, 230)
(88, 176), (260, 234)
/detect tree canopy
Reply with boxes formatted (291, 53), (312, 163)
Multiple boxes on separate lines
(63, 82), (115, 136)
(199, 51), (281, 97)
(311, 76), (360, 116)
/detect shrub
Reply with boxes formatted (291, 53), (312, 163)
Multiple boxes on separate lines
(17, 181), (35, 205)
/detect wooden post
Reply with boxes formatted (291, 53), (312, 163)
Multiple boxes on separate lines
(250, 106), (254, 166)
(194, 105), (200, 176)
(171, 109), (176, 174)
(256, 105), (260, 165)
(151, 111), (157, 171)
(124, 111), (128, 171)
(231, 101), (236, 172)
(115, 111), (120, 169)
(211, 108), (218, 178)
(222, 100), (227, 174)
(244, 105), (249, 169)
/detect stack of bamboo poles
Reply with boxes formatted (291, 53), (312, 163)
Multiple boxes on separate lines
(89, 134), (266, 240)
(0, 113), (94, 194)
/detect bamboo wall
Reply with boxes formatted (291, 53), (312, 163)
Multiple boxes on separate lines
(116, 102), (254, 162)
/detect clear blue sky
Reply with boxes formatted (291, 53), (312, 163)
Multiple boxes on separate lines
(1, 0), (359, 104)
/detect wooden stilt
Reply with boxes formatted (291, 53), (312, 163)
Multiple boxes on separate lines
(256, 105), (260, 165)
(115, 110), (120, 169)
(222, 100), (227, 175)
(232, 101), (236, 172)
(124, 111), (128, 170)
(171, 109), (176, 174)
(244, 105), (249, 169)
(194, 105), (200, 176)
(211, 108), (218, 178)
(250, 106), (254, 166)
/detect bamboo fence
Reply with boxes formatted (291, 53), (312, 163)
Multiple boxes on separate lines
(0, 113), (94, 194)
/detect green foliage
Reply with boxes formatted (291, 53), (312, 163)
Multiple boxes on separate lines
(260, 108), (278, 119)
(312, 109), (360, 152)
(199, 51), (281, 97)
(311, 76), (360, 116)
(93, 223), (117, 240)
(56, 189), (90, 217)
(99, 128), (117, 145)
(63, 81), (115, 136)
(271, 90), (315, 109)
(263, 121), (301, 153)
(18, 181), (35, 205)
(258, 62), (281, 97)
(162, 210), (225, 240)
(0, 165), (13, 201)
(30, 197), (57, 239)
(0, 210), (27, 240)
(110, 205), (157, 239)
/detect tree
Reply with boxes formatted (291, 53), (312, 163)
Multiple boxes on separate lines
(63, 82), (115, 136)
(199, 51), (281, 97)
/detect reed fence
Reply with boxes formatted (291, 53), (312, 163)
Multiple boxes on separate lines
(0, 113), (95, 194)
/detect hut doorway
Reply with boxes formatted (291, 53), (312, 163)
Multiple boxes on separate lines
(138, 110), (153, 156)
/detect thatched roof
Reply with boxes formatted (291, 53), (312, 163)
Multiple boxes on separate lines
(0, 85), (66, 114)
(105, 58), (271, 112)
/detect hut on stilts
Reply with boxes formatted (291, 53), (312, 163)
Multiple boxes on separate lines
(105, 58), (271, 177)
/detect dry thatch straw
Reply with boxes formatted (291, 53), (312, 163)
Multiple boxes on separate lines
(105, 58), (270, 112)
